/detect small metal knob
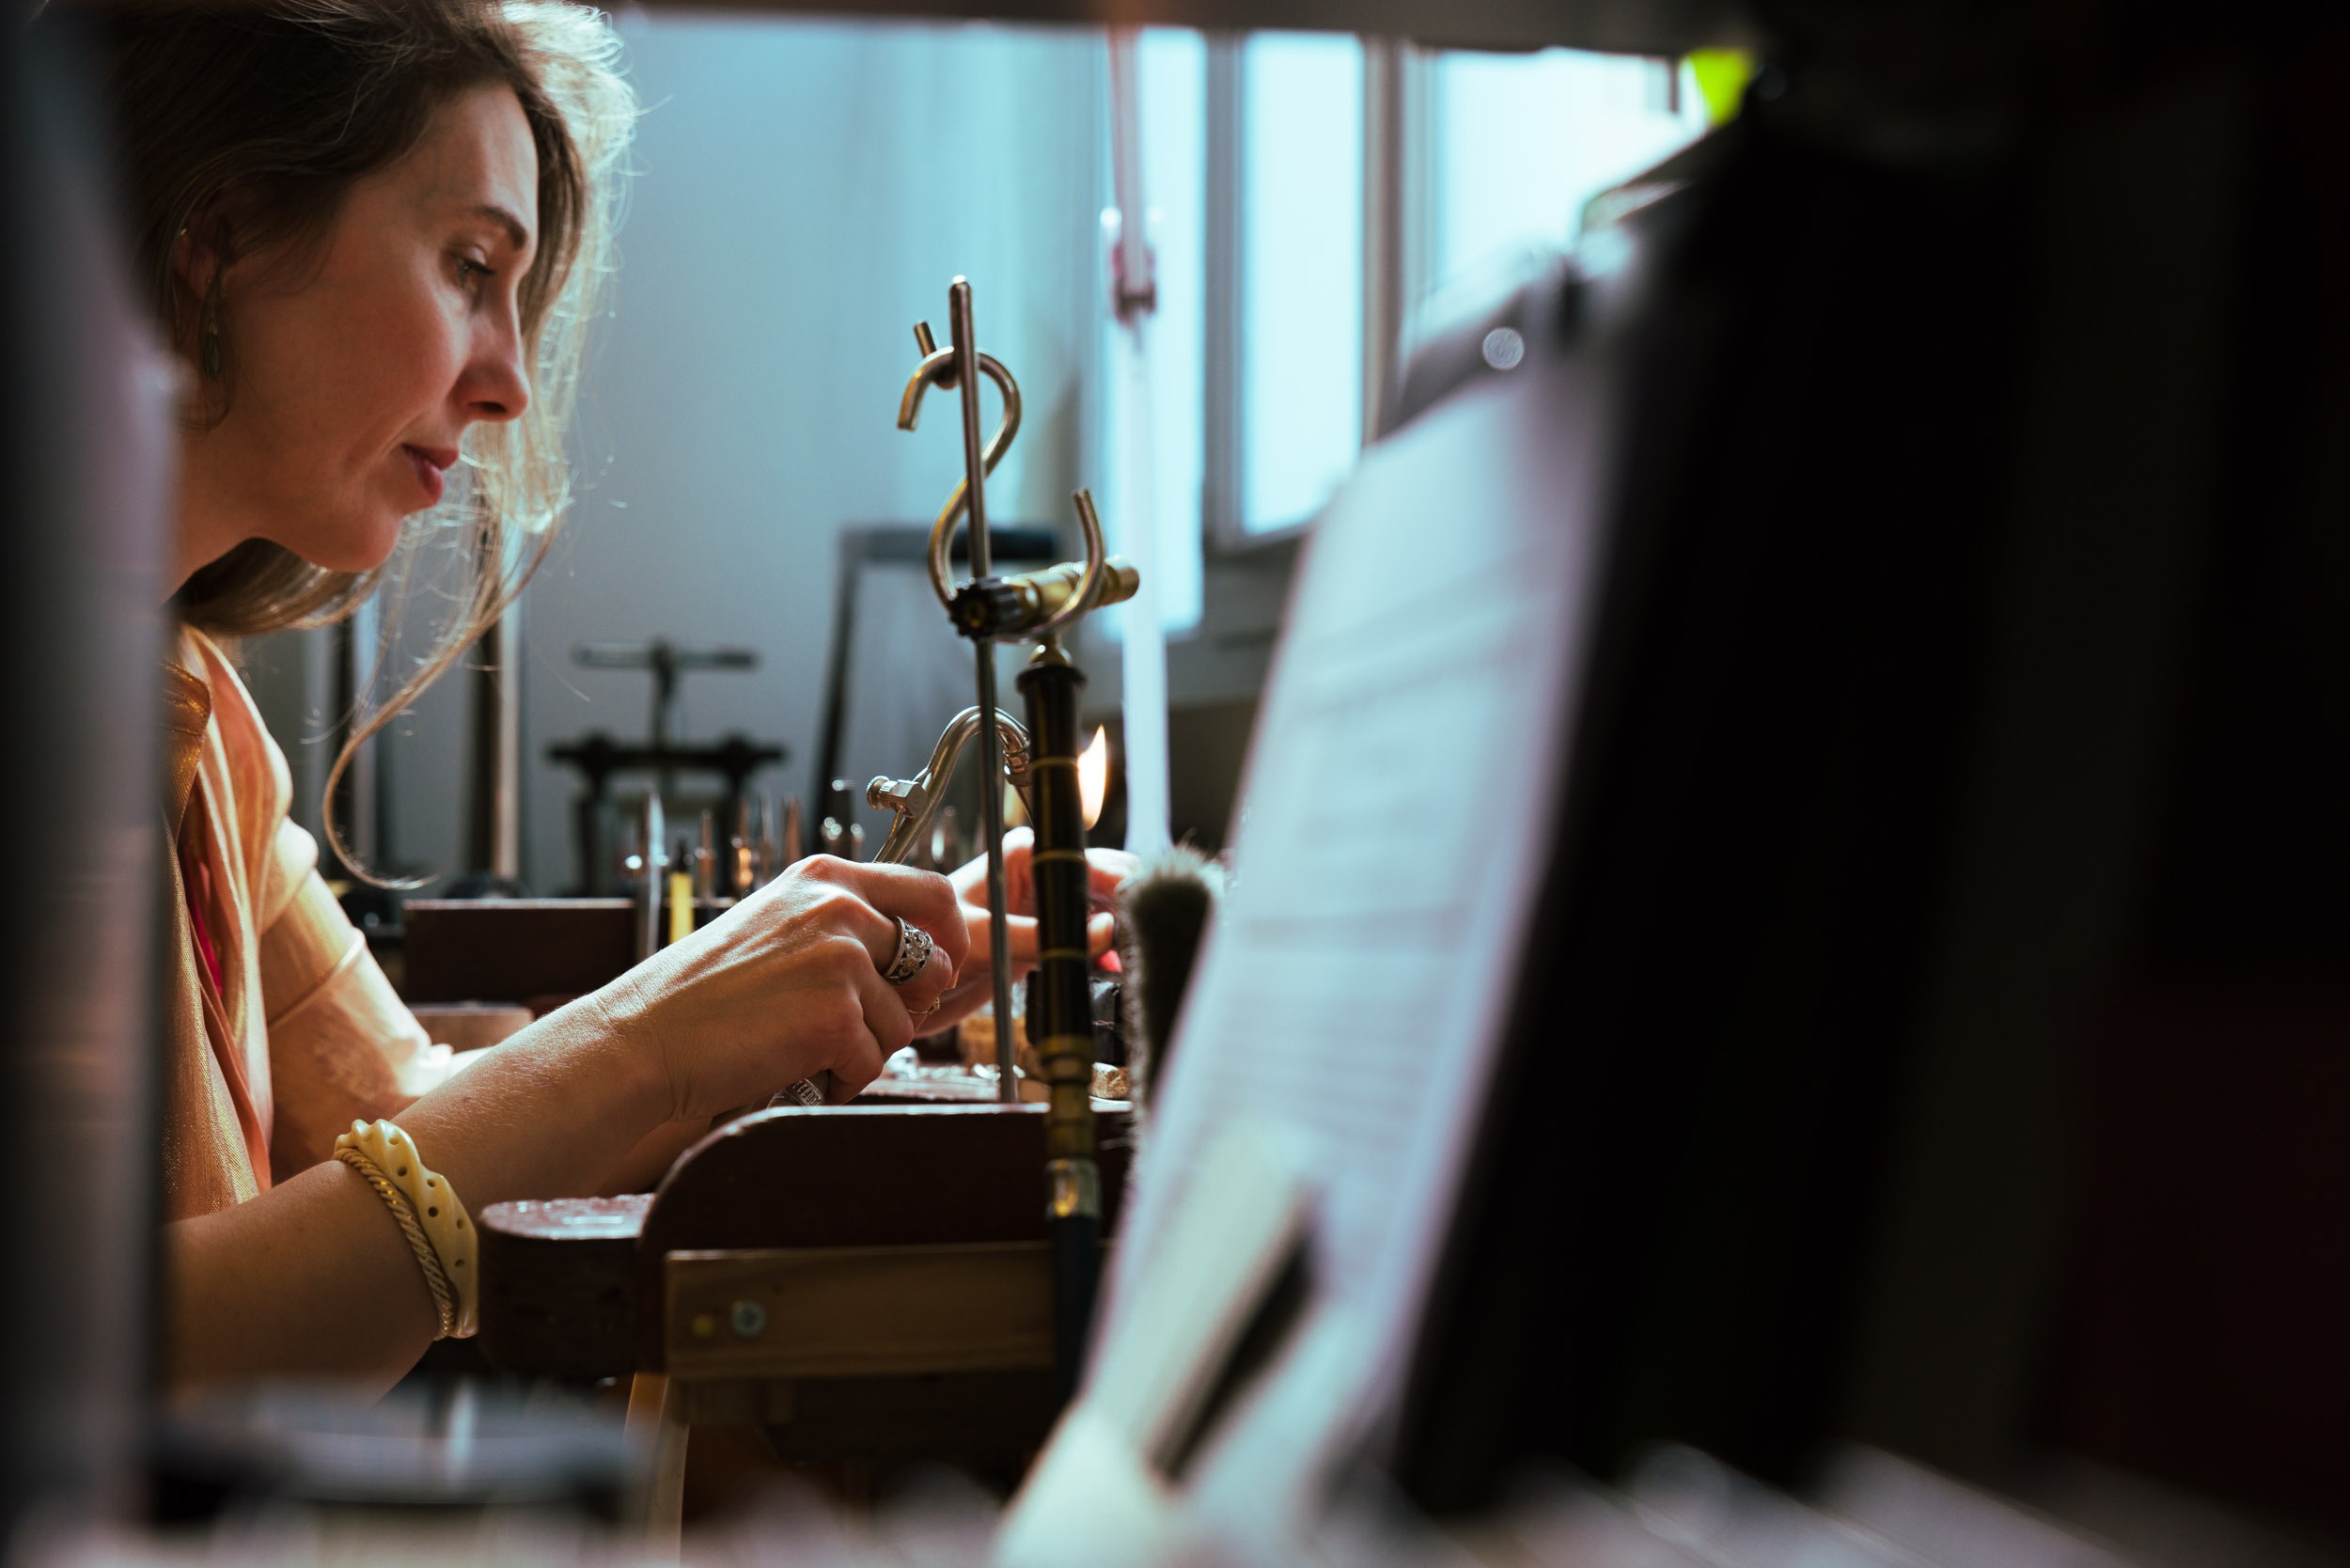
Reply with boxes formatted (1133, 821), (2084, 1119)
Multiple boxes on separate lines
(951, 576), (1025, 638)
(729, 1299), (767, 1339)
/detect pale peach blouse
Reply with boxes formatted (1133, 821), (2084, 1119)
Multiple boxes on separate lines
(160, 629), (453, 1221)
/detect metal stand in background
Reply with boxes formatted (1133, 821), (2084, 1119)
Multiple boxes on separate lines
(573, 639), (757, 804)
(324, 602), (404, 933)
(898, 278), (1139, 1393)
(548, 641), (787, 896)
(453, 590), (525, 899)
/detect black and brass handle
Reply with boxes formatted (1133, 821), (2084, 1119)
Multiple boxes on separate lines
(1017, 635), (1102, 1395)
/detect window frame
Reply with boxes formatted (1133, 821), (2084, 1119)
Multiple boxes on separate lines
(1202, 34), (1426, 554)
(1119, 35), (1703, 710)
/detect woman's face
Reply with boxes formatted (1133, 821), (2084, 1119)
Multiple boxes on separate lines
(178, 85), (539, 580)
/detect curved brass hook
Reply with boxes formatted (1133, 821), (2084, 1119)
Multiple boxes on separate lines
(899, 327), (1024, 609)
(1030, 489), (1109, 643)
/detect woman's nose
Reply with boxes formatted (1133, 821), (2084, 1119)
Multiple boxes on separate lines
(461, 318), (531, 423)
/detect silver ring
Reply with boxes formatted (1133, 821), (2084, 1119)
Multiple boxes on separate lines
(881, 917), (933, 985)
(774, 1076), (825, 1108)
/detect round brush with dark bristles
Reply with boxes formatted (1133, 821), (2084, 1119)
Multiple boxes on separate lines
(1115, 845), (1224, 1115)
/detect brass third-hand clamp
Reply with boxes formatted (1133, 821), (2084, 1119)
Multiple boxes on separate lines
(951, 557), (1140, 642)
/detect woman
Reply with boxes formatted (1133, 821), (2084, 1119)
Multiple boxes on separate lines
(92, 0), (1126, 1391)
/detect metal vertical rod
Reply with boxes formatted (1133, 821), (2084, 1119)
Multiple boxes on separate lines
(328, 596), (387, 876)
(949, 279), (1020, 1103)
(1201, 39), (1243, 543)
(638, 791), (666, 964)
(464, 590), (525, 885)
(491, 592), (523, 882)
(1362, 39), (1407, 445)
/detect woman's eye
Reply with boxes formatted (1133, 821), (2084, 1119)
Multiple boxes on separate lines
(453, 255), (493, 289)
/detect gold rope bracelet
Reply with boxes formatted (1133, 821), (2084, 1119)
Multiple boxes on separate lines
(334, 1145), (458, 1340)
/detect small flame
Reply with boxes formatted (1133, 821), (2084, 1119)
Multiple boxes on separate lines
(1079, 726), (1111, 830)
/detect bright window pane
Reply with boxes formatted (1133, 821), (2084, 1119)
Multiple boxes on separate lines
(1242, 32), (1364, 533)
(1102, 27), (1207, 634)
(1430, 50), (1707, 301)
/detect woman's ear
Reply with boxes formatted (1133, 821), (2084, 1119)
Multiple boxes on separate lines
(170, 209), (232, 380)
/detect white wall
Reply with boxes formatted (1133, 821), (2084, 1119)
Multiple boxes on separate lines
(525, 13), (1104, 889)
(255, 14), (1109, 893)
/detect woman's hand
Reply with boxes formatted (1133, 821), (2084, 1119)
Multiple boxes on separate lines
(589, 855), (969, 1121)
(926, 828), (1136, 1032)
(166, 855), (966, 1394)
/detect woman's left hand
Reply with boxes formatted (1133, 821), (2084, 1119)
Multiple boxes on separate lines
(926, 827), (1136, 1033)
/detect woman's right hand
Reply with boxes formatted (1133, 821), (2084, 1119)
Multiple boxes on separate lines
(587, 855), (969, 1122)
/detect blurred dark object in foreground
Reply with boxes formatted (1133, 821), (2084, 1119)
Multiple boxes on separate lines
(0, 12), (168, 1551)
(1395, 0), (2350, 1546)
(149, 1385), (638, 1527)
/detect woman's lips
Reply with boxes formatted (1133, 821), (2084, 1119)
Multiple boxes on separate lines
(403, 445), (456, 506)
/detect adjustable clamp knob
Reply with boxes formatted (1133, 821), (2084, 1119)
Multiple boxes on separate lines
(952, 558), (1140, 641)
(951, 576), (1026, 639)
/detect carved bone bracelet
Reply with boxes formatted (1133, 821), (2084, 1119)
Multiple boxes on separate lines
(333, 1119), (478, 1340)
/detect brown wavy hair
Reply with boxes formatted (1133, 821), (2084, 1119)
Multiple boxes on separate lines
(83, 0), (634, 877)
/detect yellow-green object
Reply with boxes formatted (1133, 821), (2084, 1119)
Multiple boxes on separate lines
(1688, 48), (1758, 126)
